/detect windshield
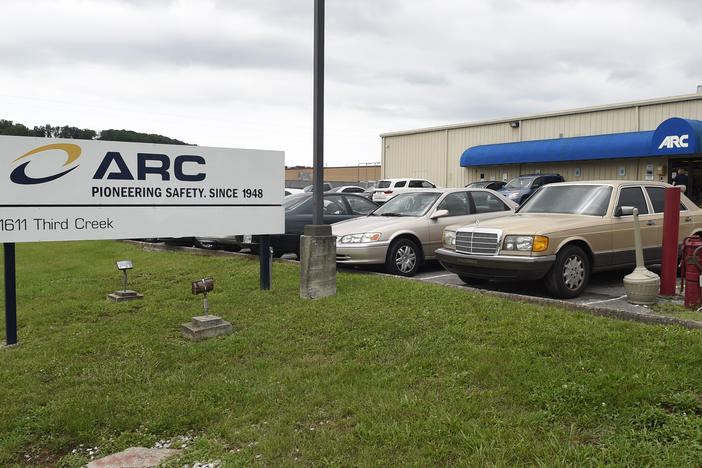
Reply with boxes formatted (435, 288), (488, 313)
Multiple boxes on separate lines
(519, 185), (613, 216)
(373, 192), (440, 216)
(504, 176), (535, 190)
(283, 194), (310, 211)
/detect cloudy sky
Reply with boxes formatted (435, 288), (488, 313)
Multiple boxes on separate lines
(1, 0), (700, 167)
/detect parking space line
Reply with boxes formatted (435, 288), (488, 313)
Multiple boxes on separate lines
(421, 273), (457, 280)
(581, 295), (628, 306)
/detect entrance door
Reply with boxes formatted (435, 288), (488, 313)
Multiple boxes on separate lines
(669, 157), (702, 205)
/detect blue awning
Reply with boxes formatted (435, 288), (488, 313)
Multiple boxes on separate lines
(460, 117), (702, 167)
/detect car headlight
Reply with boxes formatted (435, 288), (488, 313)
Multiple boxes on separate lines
(442, 229), (456, 249)
(502, 235), (549, 252)
(508, 193), (519, 200)
(338, 232), (382, 244)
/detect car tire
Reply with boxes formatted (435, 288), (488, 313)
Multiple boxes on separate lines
(221, 244), (242, 253)
(272, 247), (284, 258)
(193, 239), (219, 250)
(545, 245), (590, 298)
(458, 275), (488, 285)
(385, 238), (421, 276)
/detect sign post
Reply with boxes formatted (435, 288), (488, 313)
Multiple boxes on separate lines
(4, 242), (17, 346)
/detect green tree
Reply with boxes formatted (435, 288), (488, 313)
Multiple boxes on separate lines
(56, 126), (96, 140)
(98, 129), (188, 145)
(0, 119), (15, 133)
(1, 123), (30, 136)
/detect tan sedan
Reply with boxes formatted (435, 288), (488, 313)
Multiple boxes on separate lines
(333, 188), (517, 276)
(436, 181), (702, 298)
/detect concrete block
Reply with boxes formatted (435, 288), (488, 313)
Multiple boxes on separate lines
(87, 446), (181, 467)
(107, 290), (144, 302)
(300, 230), (336, 299)
(181, 315), (232, 341)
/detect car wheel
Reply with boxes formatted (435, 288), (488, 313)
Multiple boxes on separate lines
(193, 239), (218, 250)
(545, 245), (590, 298)
(272, 247), (284, 258)
(221, 244), (242, 253)
(385, 238), (421, 276)
(458, 275), (487, 285)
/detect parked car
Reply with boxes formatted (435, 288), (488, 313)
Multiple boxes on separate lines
(360, 185), (376, 200)
(372, 178), (437, 204)
(160, 237), (227, 250)
(214, 192), (379, 257)
(302, 182), (333, 192)
(499, 173), (564, 204)
(329, 185), (366, 193)
(333, 188), (517, 276)
(285, 188), (304, 196)
(465, 180), (507, 191)
(436, 181), (702, 298)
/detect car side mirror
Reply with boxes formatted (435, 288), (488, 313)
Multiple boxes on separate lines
(431, 209), (449, 219)
(616, 206), (635, 217)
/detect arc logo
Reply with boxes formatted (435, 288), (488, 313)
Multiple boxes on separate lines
(658, 134), (689, 150)
(10, 143), (82, 185)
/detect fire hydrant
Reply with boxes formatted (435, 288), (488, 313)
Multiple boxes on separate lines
(682, 235), (702, 309)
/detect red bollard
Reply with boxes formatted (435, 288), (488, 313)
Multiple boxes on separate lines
(660, 187), (681, 296)
(683, 236), (702, 309)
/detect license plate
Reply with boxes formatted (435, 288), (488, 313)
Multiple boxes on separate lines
(243, 235), (252, 243)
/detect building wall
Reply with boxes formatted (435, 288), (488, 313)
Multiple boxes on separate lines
(382, 130), (447, 184)
(285, 165), (380, 188)
(380, 93), (702, 187)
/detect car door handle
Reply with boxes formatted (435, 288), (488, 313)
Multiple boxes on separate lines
(646, 220), (656, 226)
(685, 217), (693, 222)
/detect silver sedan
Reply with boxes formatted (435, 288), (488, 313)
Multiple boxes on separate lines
(333, 188), (517, 276)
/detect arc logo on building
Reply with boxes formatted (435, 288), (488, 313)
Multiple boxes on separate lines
(0, 136), (284, 243)
(657, 134), (689, 150)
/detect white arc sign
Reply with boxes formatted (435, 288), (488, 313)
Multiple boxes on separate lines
(0, 136), (284, 242)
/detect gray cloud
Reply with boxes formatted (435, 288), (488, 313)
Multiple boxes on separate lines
(1, 0), (701, 167)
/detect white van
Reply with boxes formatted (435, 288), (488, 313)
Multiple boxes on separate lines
(372, 178), (437, 203)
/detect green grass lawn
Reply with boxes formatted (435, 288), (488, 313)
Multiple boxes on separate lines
(1, 241), (701, 467)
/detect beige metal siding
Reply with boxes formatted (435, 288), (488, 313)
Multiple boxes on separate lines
(382, 131), (447, 185)
(639, 100), (702, 129)
(521, 107), (638, 141)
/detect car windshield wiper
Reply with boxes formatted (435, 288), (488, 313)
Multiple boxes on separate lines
(379, 213), (404, 216)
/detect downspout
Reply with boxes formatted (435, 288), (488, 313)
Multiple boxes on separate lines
(445, 128), (449, 186)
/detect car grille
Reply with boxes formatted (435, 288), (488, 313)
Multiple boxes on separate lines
(455, 228), (501, 255)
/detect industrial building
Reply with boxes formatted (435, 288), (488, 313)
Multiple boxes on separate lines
(285, 163), (380, 189)
(380, 91), (702, 204)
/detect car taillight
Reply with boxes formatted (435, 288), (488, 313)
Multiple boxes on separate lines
(384, 190), (393, 194)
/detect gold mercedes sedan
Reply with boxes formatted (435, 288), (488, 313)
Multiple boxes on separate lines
(333, 188), (517, 276)
(436, 181), (702, 298)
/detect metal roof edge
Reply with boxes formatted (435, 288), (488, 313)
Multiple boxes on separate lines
(379, 92), (702, 138)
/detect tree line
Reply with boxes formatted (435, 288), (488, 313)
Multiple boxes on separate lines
(0, 119), (189, 145)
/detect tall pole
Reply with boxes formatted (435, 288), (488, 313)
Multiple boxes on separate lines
(312, 0), (324, 225)
(660, 187), (681, 295)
